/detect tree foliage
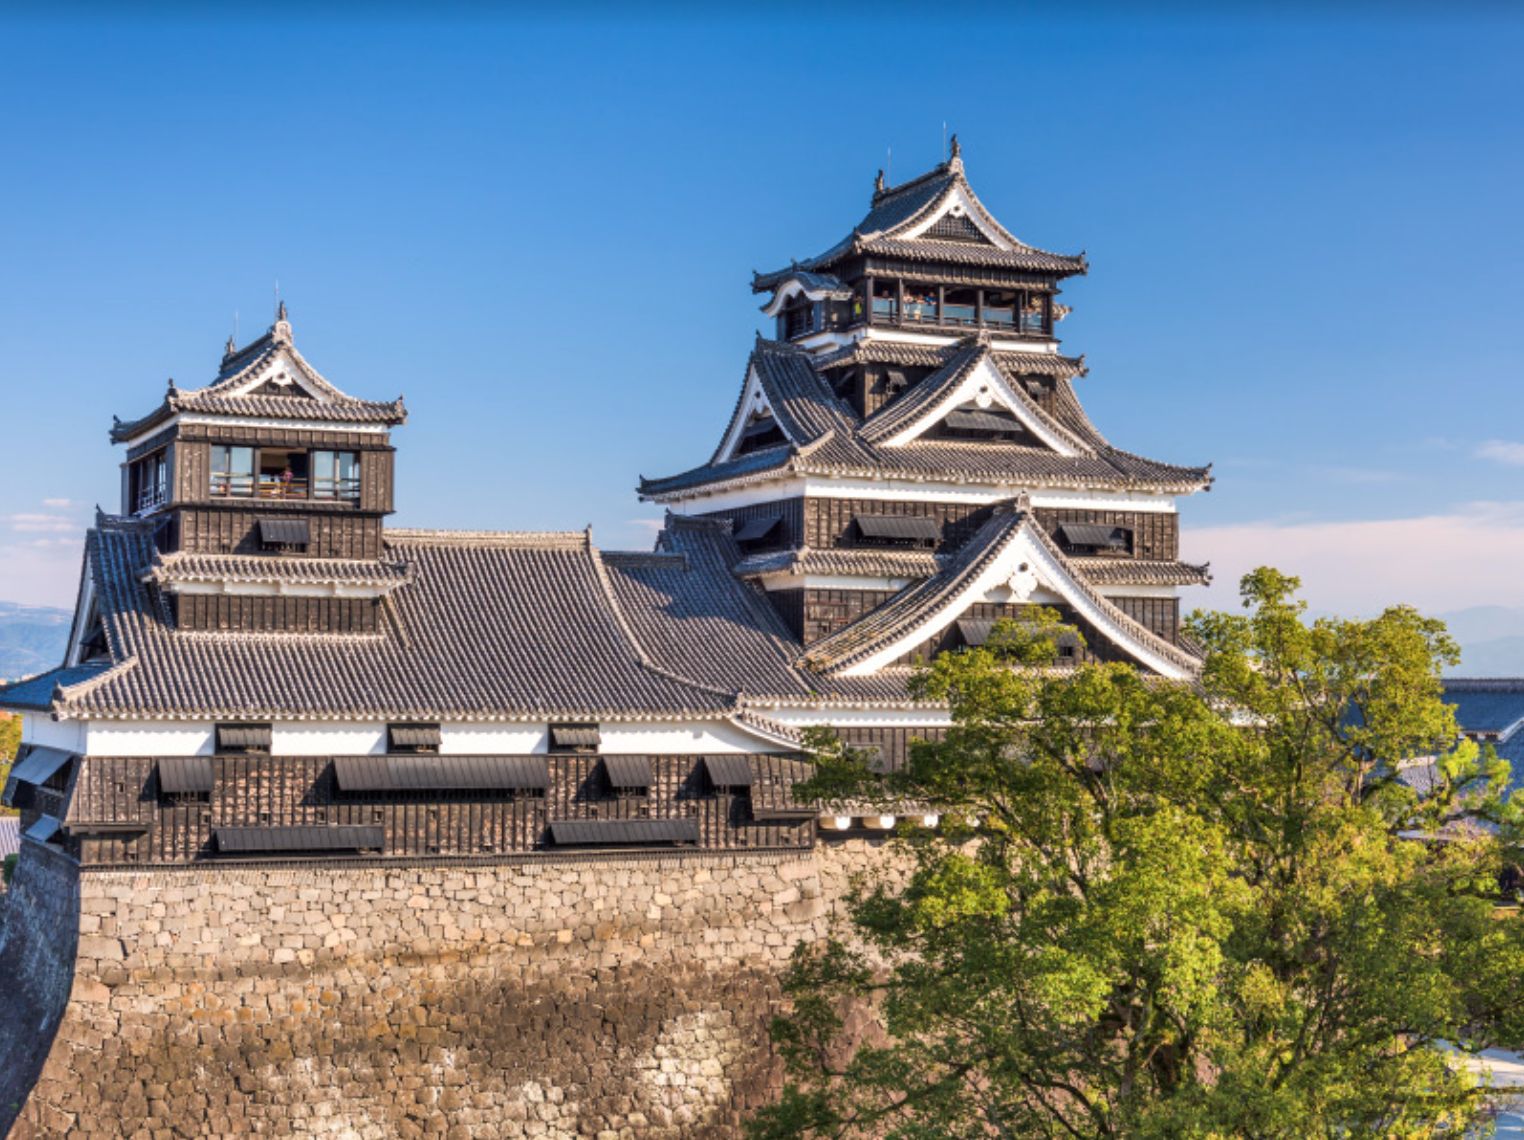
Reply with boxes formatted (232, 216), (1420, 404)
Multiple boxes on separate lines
(751, 569), (1524, 1139)
(0, 713), (19, 818)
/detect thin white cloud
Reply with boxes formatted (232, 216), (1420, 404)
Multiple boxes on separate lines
(6, 513), (77, 534)
(1476, 440), (1524, 467)
(41, 498), (74, 509)
(1184, 501), (1524, 616)
(625, 518), (664, 534)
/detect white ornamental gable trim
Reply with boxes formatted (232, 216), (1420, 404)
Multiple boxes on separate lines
(833, 520), (1197, 682)
(871, 352), (1090, 455)
(897, 180), (1013, 248)
(713, 363), (787, 463)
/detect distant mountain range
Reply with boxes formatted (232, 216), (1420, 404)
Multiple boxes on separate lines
(0, 602), (72, 683)
(0, 600), (1520, 686)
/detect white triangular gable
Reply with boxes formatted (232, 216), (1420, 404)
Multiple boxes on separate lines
(714, 364), (789, 463)
(837, 523), (1196, 681)
(227, 344), (333, 403)
(896, 182), (1013, 248)
(875, 354), (1086, 455)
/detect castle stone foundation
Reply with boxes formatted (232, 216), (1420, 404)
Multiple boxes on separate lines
(0, 840), (888, 1138)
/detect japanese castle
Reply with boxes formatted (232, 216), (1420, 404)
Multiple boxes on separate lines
(0, 140), (1212, 865)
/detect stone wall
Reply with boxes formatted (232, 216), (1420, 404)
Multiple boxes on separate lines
(0, 841), (81, 1137)
(3, 838), (891, 1139)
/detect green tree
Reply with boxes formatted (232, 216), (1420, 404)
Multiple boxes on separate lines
(752, 570), (1524, 1139)
(0, 713), (19, 817)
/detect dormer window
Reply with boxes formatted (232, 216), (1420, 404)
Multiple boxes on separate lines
(388, 723), (441, 754)
(216, 722), (272, 754)
(737, 415), (786, 456)
(549, 723), (600, 754)
(1057, 523), (1133, 557)
(734, 514), (785, 552)
(937, 405), (1032, 444)
(853, 514), (941, 549)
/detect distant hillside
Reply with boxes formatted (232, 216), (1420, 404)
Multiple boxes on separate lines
(0, 602), (71, 682)
(1438, 606), (1524, 678)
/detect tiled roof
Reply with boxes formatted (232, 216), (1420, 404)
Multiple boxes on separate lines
(731, 547), (941, 581)
(110, 316), (406, 443)
(599, 516), (814, 699)
(148, 552), (414, 589)
(1070, 559), (1212, 588)
(15, 517), (739, 722)
(754, 154), (1085, 291)
(639, 339), (1209, 500)
(1442, 680), (1524, 740)
(813, 339), (1087, 379)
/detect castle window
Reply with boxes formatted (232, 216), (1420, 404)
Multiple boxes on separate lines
(158, 756), (214, 799)
(782, 298), (817, 340)
(312, 450), (360, 502)
(983, 290), (1017, 330)
(870, 279), (899, 321)
(1020, 292), (1051, 336)
(903, 284), (937, 323)
(1057, 523), (1133, 556)
(388, 723), (441, 753)
(257, 448), (310, 499)
(210, 445), (255, 497)
(549, 723), (600, 754)
(943, 287), (978, 327)
(733, 515), (784, 551)
(939, 406), (1031, 443)
(737, 415), (786, 456)
(602, 756), (652, 796)
(130, 449), (169, 513)
(258, 517), (310, 551)
(853, 514), (941, 548)
(703, 755), (754, 793)
(216, 722), (272, 753)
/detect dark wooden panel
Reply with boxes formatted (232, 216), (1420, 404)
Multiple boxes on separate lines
(174, 594), (381, 634)
(802, 587), (899, 644)
(835, 727), (949, 774)
(65, 753), (814, 866)
(893, 601), (1128, 669)
(804, 497), (995, 551)
(174, 507), (383, 559)
(1032, 508), (1178, 561)
(1111, 596), (1181, 644)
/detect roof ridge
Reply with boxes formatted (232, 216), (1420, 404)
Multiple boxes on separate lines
(383, 528), (589, 548)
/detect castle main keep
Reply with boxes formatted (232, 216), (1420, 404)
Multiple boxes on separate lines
(0, 142), (1210, 1137)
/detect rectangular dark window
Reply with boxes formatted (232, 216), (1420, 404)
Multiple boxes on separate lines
(549, 724), (600, 753)
(130, 449), (169, 513)
(216, 722), (272, 753)
(388, 723), (441, 753)
(312, 450), (360, 502)
(210, 445), (255, 497)
(258, 517), (310, 549)
(853, 514), (941, 547)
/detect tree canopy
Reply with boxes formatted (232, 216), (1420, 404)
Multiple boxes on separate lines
(751, 569), (1524, 1139)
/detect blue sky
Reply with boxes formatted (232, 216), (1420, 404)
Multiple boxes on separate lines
(1, 5), (1520, 615)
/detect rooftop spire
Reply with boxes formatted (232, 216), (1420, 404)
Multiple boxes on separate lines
(272, 298), (293, 343)
(223, 333), (237, 360)
(948, 133), (962, 172)
(874, 168), (886, 196)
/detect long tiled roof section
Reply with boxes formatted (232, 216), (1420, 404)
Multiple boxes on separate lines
(798, 507), (1203, 677)
(1070, 559), (1212, 588)
(753, 151), (1086, 291)
(813, 339), (1087, 379)
(110, 314), (407, 443)
(640, 340), (1209, 500)
(599, 516), (814, 699)
(19, 517), (737, 721)
(147, 552), (415, 589)
(731, 547), (942, 581)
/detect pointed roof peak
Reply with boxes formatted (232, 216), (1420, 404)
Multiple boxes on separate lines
(947, 132), (962, 172)
(223, 334), (237, 360)
(271, 299), (293, 343)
